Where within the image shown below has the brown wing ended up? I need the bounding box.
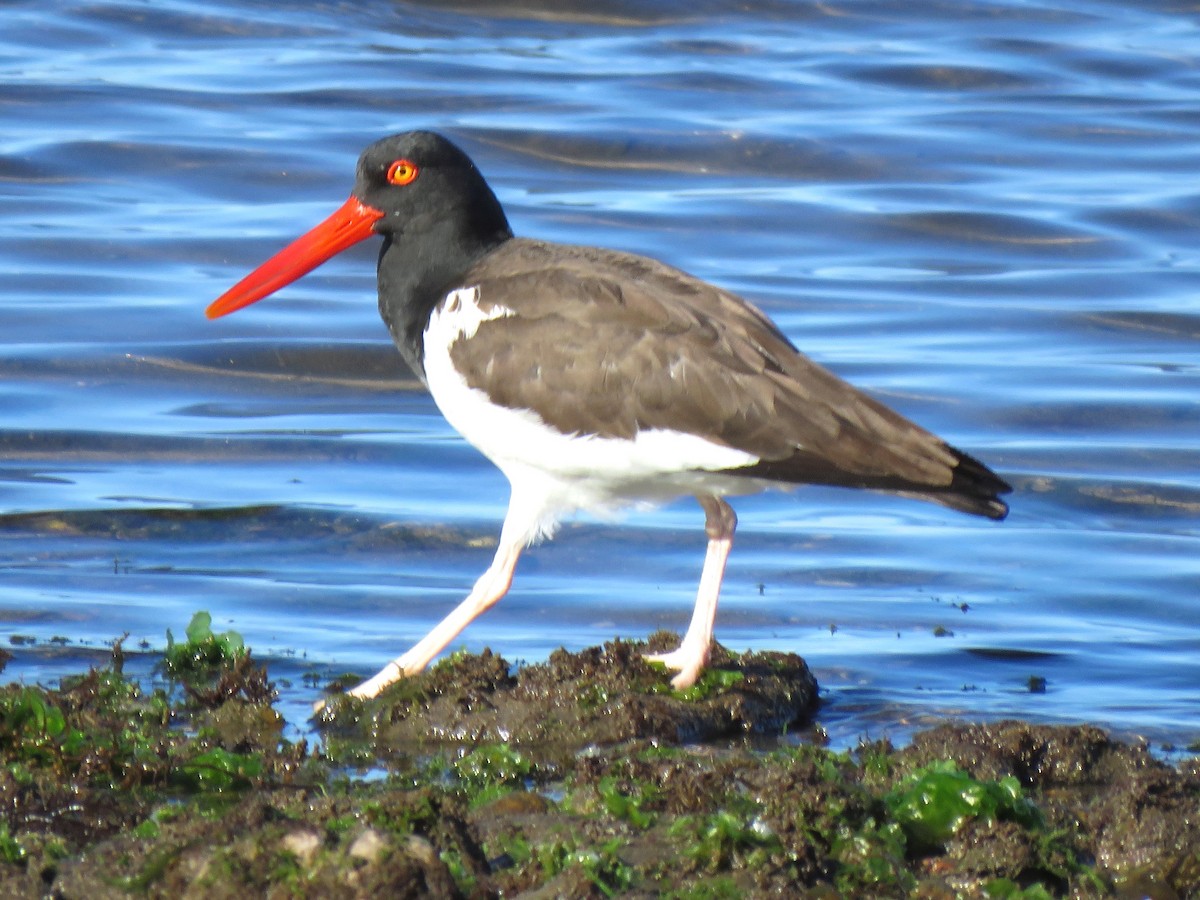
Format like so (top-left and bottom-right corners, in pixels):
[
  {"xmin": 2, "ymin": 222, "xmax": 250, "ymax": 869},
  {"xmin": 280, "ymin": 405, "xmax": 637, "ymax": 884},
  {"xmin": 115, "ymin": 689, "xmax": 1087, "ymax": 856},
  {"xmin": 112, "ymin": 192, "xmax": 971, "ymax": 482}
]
[{"xmin": 451, "ymin": 238, "xmax": 1009, "ymax": 519}]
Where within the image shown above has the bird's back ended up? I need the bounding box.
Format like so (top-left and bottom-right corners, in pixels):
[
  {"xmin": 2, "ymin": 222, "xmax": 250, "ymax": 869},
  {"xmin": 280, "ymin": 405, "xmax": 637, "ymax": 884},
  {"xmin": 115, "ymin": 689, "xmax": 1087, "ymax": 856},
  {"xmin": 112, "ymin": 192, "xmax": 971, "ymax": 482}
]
[{"xmin": 443, "ymin": 238, "xmax": 1010, "ymax": 519}]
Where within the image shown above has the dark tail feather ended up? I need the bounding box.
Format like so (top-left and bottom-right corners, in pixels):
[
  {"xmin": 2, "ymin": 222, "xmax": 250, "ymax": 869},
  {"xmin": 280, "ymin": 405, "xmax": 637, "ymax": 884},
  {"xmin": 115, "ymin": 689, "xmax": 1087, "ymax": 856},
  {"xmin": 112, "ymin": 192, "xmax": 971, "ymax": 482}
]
[
  {"xmin": 926, "ymin": 447, "xmax": 1011, "ymax": 520},
  {"xmin": 726, "ymin": 444, "xmax": 1011, "ymax": 520}
]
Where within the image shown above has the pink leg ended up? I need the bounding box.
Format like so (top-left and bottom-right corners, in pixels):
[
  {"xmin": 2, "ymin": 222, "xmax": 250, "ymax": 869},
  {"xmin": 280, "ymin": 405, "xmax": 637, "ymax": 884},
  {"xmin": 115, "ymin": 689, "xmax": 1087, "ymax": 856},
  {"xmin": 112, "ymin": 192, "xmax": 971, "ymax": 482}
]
[
  {"xmin": 347, "ymin": 532, "xmax": 524, "ymax": 700},
  {"xmin": 645, "ymin": 495, "xmax": 737, "ymax": 689}
]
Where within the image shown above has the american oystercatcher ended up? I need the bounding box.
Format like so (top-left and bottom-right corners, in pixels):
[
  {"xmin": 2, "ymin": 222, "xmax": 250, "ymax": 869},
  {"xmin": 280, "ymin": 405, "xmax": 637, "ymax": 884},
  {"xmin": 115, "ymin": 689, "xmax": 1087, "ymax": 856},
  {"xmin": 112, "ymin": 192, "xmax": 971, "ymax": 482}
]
[{"xmin": 207, "ymin": 131, "xmax": 1011, "ymax": 699}]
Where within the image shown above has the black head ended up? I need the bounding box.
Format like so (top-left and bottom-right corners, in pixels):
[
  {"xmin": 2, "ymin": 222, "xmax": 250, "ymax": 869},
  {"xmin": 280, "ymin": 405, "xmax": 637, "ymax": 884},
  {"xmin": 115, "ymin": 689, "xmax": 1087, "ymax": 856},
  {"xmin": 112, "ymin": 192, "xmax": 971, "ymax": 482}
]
[
  {"xmin": 353, "ymin": 131, "xmax": 511, "ymax": 249},
  {"xmin": 206, "ymin": 130, "xmax": 512, "ymax": 320}
]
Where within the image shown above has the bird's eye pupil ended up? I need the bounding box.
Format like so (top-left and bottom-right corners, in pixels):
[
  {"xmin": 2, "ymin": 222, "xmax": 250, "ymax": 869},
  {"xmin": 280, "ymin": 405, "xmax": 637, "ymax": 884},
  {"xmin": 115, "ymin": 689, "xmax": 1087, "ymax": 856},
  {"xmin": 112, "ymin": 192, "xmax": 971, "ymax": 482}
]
[{"xmin": 387, "ymin": 160, "xmax": 419, "ymax": 186}]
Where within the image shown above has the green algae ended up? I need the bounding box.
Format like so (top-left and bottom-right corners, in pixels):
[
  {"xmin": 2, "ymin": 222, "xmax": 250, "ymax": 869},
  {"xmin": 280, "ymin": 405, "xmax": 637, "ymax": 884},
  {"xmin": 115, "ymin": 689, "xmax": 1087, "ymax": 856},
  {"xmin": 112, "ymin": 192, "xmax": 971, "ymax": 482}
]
[
  {"xmin": 161, "ymin": 610, "xmax": 246, "ymax": 677},
  {"xmin": 883, "ymin": 760, "xmax": 1042, "ymax": 853},
  {"xmin": 0, "ymin": 622, "xmax": 1197, "ymax": 896}
]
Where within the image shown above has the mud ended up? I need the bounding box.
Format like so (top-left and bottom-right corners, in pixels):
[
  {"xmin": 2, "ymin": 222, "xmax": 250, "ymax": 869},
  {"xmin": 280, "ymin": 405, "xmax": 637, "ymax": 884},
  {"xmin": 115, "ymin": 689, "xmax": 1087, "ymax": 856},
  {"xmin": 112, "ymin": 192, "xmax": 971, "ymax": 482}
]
[{"xmin": 0, "ymin": 634, "xmax": 1196, "ymax": 898}]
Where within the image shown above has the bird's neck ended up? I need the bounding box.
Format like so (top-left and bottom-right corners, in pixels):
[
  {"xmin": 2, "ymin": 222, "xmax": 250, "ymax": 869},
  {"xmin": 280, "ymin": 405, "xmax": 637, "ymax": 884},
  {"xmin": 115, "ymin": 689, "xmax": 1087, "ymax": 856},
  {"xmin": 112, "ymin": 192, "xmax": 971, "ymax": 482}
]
[{"xmin": 376, "ymin": 217, "xmax": 511, "ymax": 380}]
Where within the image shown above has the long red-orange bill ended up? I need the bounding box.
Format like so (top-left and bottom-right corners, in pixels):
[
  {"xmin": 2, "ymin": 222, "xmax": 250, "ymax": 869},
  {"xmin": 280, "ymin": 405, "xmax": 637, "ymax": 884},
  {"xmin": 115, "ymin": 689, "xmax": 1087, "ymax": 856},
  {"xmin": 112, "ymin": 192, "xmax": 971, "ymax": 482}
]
[{"xmin": 206, "ymin": 196, "xmax": 385, "ymax": 319}]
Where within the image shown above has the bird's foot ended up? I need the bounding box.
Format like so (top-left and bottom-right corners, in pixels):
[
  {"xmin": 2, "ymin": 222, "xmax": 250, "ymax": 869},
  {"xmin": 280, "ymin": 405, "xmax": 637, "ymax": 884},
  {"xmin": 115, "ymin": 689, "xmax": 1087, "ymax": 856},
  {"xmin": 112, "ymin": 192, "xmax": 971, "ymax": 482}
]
[
  {"xmin": 347, "ymin": 659, "xmax": 410, "ymax": 700},
  {"xmin": 311, "ymin": 658, "xmax": 411, "ymax": 714},
  {"xmin": 644, "ymin": 643, "xmax": 709, "ymax": 691}
]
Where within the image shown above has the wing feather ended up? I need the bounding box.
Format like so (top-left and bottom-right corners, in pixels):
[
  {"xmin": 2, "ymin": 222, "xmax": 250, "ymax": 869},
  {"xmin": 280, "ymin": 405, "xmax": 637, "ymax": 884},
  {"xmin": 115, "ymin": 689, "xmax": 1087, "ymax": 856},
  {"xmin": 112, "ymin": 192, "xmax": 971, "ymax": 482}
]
[{"xmin": 448, "ymin": 238, "xmax": 1009, "ymax": 518}]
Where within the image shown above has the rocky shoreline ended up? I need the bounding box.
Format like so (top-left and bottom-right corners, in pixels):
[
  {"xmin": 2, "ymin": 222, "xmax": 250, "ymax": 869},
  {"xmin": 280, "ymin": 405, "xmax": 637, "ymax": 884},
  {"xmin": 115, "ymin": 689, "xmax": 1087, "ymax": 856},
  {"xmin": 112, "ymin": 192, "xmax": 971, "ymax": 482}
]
[{"xmin": 0, "ymin": 627, "xmax": 1196, "ymax": 898}]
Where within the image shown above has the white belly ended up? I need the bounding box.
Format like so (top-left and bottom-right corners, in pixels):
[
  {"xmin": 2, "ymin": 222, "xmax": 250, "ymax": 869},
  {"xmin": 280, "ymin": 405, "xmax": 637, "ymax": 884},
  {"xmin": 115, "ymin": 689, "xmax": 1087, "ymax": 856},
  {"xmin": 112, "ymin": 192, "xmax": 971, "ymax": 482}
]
[{"xmin": 422, "ymin": 286, "xmax": 761, "ymax": 520}]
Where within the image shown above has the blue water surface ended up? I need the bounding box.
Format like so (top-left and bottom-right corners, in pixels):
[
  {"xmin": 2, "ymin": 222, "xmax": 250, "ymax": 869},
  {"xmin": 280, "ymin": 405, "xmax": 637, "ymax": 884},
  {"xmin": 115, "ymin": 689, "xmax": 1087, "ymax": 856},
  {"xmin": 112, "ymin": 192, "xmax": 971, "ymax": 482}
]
[{"xmin": 1, "ymin": 0, "xmax": 1198, "ymax": 749}]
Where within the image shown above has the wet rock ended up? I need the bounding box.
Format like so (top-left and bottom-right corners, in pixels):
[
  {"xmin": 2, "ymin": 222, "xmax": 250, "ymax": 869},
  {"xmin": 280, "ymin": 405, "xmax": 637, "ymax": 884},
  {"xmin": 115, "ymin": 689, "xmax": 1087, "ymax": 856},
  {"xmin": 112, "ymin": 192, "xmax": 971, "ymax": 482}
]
[
  {"xmin": 8, "ymin": 643, "xmax": 1200, "ymax": 897},
  {"xmin": 903, "ymin": 720, "xmax": 1200, "ymax": 897},
  {"xmin": 206, "ymin": 699, "xmax": 285, "ymax": 753},
  {"xmin": 1088, "ymin": 763, "xmax": 1200, "ymax": 888},
  {"xmin": 320, "ymin": 634, "xmax": 819, "ymax": 759},
  {"xmin": 903, "ymin": 720, "xmax": 1151, "ymax": 787},
  {"xmin": 280, "ymin": 828, "xmax": 322, "ymax": 864},
  {"xmin": 347, "ymin": 827, "xmax": 388, "ymax": 863},
  {"xmin": 50, "ymin": 790, "xmax": 473, "ymax": 900}
]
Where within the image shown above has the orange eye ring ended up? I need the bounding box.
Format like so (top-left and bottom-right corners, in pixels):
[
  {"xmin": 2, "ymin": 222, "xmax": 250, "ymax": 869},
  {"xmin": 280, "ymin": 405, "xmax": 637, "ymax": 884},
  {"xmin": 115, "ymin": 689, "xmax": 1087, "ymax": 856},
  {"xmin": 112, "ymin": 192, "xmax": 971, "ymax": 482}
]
[{"xmin": 386, "ymin": 159, "xmax": 419, "ymax": 186}]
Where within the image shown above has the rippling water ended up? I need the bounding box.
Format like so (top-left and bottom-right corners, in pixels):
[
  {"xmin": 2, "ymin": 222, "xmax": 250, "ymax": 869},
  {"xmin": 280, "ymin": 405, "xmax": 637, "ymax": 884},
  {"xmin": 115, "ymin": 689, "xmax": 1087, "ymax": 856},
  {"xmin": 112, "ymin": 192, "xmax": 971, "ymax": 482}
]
[{"xmin": 2, "ymin": 0, "xmax": 1198, "ymax": 748}]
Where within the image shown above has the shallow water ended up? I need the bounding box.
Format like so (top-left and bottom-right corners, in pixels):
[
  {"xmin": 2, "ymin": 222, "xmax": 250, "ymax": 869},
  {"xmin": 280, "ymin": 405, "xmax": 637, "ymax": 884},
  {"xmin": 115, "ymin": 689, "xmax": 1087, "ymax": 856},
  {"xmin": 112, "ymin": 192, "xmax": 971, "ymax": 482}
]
[{"xmin": 2, "ymin": 0, "xmax": 1198, "ymax": 748}]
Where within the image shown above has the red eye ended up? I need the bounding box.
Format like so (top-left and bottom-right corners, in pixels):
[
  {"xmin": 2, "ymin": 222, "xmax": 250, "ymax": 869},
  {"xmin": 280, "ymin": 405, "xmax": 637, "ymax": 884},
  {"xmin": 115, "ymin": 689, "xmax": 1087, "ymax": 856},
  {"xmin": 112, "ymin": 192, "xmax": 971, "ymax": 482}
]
[{"xmin": 386, "ymin": 159, "xmax": 419, "ymax": 186}]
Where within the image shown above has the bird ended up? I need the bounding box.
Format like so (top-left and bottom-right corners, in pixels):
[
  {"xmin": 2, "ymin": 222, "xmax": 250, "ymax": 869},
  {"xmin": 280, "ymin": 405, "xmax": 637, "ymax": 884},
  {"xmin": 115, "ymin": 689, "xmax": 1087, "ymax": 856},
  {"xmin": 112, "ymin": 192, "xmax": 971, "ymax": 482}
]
[{"xmin": 207, "ymin": 130, "xmax": 1010, "ymax": 700}]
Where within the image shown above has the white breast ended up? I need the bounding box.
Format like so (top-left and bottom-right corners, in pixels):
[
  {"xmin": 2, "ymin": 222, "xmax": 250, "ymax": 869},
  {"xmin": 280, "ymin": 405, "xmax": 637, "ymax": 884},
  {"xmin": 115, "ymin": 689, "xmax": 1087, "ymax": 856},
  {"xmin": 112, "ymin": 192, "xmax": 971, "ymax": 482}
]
[{"xmin": 422, "ymin": 286, "xmax": 761, "ymax": 523}]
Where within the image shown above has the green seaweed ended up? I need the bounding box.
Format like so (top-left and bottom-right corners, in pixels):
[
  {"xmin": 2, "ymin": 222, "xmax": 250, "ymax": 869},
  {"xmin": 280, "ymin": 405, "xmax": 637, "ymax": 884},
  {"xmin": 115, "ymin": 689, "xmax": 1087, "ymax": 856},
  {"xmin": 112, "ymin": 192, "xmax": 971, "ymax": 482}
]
[
  {"xmin": 596, "ymin": 775, "xmax": 658, "ymax": 829},
  {"xmin": 0, "ymin": 824, "xmax": 25, "ymax": 865},
  {"xmin": 174, "ymin": 747, "xmax": 263, "ymax": 793},
  {"xmin": 531, "ymin": 836, "xmax": 636, "ymax": 897},
  {"xmin": 883, "ymin": 760, "xmax": 1042, "ymax": 853},
  {"xmin": 162, "ymin": 611, "xmax": 246, "ymax": 677},
  {"xmin": 650, "ymin": 665, "xmax": 746, "ymax": 701},
  {"xmin": 669, "ymin": 810, "xmax": 783, "ymax": 872},
  {"xmin": 451, "ymin": 742, "xmax": 532, "ymax": 808}
]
